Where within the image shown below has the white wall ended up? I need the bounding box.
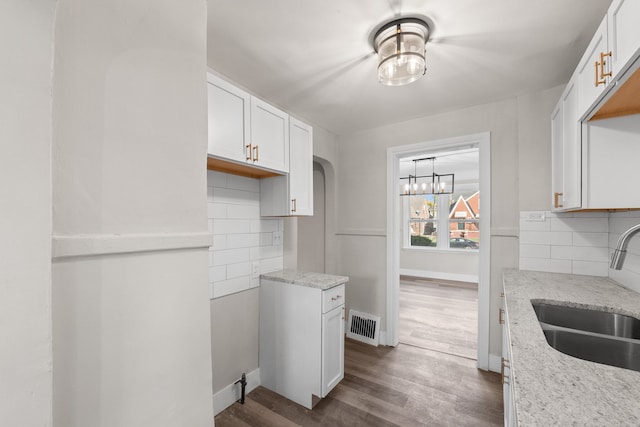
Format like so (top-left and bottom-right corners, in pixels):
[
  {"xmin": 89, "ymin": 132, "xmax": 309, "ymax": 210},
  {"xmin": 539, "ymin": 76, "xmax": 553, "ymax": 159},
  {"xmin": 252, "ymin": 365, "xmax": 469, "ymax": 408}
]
[
  {"xmin": 0, "ymin": 1, "xmax": 56, "ymax": 425},
  {"xmin": 335, "ymin": 87, "xmax": 563, "ymax": 361},
  {"xmin": 207, "ymin": 171, "xmax": 283, "ymax": 404},
  {"xmin": 297, "ymin": 163, "xmax": 327, "ymax": 273},
  {"xmin": 51, "ymin": 1, "xmax": 214, "ymax": 425}
]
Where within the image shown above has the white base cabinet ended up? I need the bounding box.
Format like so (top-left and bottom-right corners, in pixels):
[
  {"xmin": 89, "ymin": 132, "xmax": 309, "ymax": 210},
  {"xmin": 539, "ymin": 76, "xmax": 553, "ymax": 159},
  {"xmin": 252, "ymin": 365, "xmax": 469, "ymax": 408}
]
[
  {"xmin": 259, "ymin": 279, "xmax": 345, "ymax": 409},
  {"xmin": 501, "ymin": 291, "xmax": 517, "ymax": 427}
]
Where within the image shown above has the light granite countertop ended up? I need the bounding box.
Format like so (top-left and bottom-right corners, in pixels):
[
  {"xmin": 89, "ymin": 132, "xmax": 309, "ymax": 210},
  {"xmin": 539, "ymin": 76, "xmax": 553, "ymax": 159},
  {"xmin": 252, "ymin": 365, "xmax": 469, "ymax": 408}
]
[
  {"xmin": 503, "ymin": 269, "xmax": 640, "ymax": 426},
  {"xmin": 260, "ymin": 269, "xmax": 348, "ymax": 290}
]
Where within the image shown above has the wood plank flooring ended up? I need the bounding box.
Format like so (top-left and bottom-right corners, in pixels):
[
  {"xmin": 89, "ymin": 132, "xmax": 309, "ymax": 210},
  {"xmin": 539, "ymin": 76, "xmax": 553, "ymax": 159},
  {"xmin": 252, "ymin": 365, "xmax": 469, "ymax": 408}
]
[
  {"xmin": 399, "ymin": 276, "xmax": 478, "ymax": 360},
  {"xmin": 215, "ymin": 339, "xmax": 503, "ymax": 426}
]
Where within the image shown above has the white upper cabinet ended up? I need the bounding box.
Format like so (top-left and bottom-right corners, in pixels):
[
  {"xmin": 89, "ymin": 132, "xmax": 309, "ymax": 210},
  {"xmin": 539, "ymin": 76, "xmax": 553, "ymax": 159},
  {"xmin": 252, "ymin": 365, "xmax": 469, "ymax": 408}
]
[
  {"xmin": 608, "ymin": 0, "xmax": 640, "ymax": 77},
  {"xmin": 551, "ymin": 75, "xmax": 581, "ymax": 212},
  {"xmin": 207, "ymin": 73, "xmax": 250, "ymax": 163},
  {"xmin": 250, "ymin": 97, "xmax": 289, "ymax": 173},
  {"xmin": 577, "ymin": 16, "xmax": 610, "ymax": 118},
  {"xmin": 260, "ymin": 117, "xmax": 313, "ymax": 217},
  {"xmin": 288, "ymin": 118, "xmax": 313, "ymax": 216},
  {"xmin": 207, "ymin": 73, "xmax": 290, "ymax": 175}
]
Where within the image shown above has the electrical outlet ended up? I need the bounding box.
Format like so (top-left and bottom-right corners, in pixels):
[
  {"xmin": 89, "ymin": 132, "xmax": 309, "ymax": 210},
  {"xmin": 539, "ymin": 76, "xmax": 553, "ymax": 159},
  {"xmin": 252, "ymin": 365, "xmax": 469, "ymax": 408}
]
[
  {"xmin": 526, "ymin": 211, "xmax": 546, "ymax": 222},
  {"xmin": 273, "ymin": 231, "xmax": 283, "ymax": 246},
  {"xmin": 251, "ymin": 261, "xmax": 260, "ymax": 279}
]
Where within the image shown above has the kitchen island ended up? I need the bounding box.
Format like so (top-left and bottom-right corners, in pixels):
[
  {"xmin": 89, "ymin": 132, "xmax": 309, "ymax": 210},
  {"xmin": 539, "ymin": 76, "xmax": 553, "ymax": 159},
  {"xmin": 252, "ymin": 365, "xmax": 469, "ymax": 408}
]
[{"xmin": 503, "ymin": 269, "xmax": 640, "ymax": 426}]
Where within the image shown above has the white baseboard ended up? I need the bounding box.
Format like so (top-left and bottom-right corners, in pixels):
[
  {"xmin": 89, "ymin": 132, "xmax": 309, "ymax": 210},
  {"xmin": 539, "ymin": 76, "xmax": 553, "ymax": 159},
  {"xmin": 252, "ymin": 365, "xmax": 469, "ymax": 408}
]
[
  {"xmin": 400, "ymin": 268, "xmax": 479, "ymax": 284},
  {"xmin": 213, "ymin": 368, "xmax": 261, "ymax": 416},
  {"xmin": 488, "ymin": 353, "xmax": 501, "ymax": 374}
]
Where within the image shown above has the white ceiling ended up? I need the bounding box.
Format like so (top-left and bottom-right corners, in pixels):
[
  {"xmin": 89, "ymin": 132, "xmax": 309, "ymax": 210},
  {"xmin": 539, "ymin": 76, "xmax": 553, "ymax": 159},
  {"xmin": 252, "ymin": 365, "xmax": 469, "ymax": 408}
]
[{"xmin": 207, "ymin": 0, "xmax": 611, "ymax": 135}]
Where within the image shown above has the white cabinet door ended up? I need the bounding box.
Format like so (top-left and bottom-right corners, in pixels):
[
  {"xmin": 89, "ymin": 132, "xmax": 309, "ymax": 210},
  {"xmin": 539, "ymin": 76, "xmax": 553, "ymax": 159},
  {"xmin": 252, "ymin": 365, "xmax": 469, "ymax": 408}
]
[
  {"xmin": 551, "ymin": 76, "xmax": 581, "ymax": 212},
  {"xmin": 321, "ymin": 304, "xmax": 344, "ymax": 397},
  {"xmin": 608, "ymin": 0, "xmax": 640, "ymax": 77},
  {"xmin": 207, "ymin": 73, "xmax": 250, "ymax": 163},
  {"xmin": 577, "ymin": 16, "xmax": 610, "ymax": 118},
  {"xmin": 250, "ymin": 97, "xmax": 289, "ymax": 173},
  {"xmin": 260, "ymin": 118, "xmax": 313, "ymax": 216},
  {"xmin": 289, "ymin": 118, "xmax": 313, "ymax": 216}
]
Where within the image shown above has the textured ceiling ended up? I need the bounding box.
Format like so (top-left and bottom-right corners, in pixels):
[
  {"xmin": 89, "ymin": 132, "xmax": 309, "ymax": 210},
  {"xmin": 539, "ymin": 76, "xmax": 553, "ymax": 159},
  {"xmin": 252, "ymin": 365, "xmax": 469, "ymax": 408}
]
[{"xmin": 207, "ymin": 0, "xmax": 611, "ymax": 135}]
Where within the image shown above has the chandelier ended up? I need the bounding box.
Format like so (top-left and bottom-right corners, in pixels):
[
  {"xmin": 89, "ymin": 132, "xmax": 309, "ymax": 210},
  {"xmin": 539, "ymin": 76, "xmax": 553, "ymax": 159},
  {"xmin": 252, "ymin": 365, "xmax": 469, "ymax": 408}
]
[{"xmin": 400, "ymin": 157, "xmax": 454, "ymax": 196}]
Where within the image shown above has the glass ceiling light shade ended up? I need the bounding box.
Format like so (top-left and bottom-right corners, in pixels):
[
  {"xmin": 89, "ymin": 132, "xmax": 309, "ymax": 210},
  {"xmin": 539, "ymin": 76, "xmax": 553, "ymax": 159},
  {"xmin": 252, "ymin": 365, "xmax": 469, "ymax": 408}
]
[{"xmin": 374, "ymin": 18, "xmax": 430, "ymax": 86}]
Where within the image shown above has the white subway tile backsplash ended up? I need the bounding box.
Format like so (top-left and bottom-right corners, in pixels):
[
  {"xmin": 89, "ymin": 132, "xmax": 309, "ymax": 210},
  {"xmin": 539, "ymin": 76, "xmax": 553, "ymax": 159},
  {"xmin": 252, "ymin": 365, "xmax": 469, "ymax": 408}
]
[
  {"xmin": 207, "ymin": 170, "xmax": 227, "ymax": 188},
  {"xmin": 520, "ymin": 257, "xmax": 571, "ymax": 274},
  {"xmin": 227, "ymin": 174, "xmax": 260, "ymax": 193},
  {"xmin": 259, "ymin": 232, "xmax": 273, "ymax": 246},
  {"xmin": 209, "ymin": 265, "xmax": 226, "ymax": 282},
  {"xmin": 212, "ymin": 235, "xmax": 227, "ymax": 251},
  {"xmin": 213, "ymin": 187, "xmax": 260, "ymax": 206},
  {"xmin": 572, "ymin": 232, "xmax": 608, "ymax": 248},
  {"xmin": 572, "ymin": 261, "xmax": 608, "ymax": 277},
  {"xmin": 213, "ymin": 248, "xmax": 251, "ymax": 266},
  {"xmin": 227, "ymin": 233, "xmax": 260, "ymax": 249},
  {"xmin": 520, "ymin": 244, "xmax": 550, "ymax": 259},
  {"xmin": 227, "ymin": 204, "xmax": 260, "ymax": 219},
  {"xmin": 520, "ymin": 211, "xmax": 617, "ymax": 277},
  {"xmin": 208, "ymin": 203, "xmax": 227, "ymax": 219},
  {"xmin": 550, "ymin": 245, "xmax": 608, "ymax": 262},
  {"xmin": 520, "ymin": 231, "xmax": 572, "ymax": 246},
  {"xmin": 519, "ymin": 217, "xmax": 551, "ymax": 232},
  {"xmin": 212, "ymin": 219, "xmax": 252, "ymax": 235},
  {"xmin": 208, "ymin": 172, "xmax": 284, "ymax": 299},
  {"xmin": 550, "ymin": 217, "xmax": 608, "ymax": 233},
  {"xmin": 213, "ymin": 276, "xmax": 256, "ymax": 299},
  {"xmin": 226, "ymin": 262, "xmax": 251, "ymax": 279}
]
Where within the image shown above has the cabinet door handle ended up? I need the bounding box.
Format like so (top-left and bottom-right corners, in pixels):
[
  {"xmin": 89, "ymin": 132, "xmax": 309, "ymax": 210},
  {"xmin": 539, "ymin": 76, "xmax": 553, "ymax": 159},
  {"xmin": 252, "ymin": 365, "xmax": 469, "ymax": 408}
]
[
  {"xmin": 253, "ymin": 145, "xmax": 259, "ymax": 162},
  {"xmin": 554, "ymin": 192, "xmax": 563, "ymax": 208},
  {"xmin": 501, "ymin": 357, "xmax": 510, "ymax": 385},
  {"xmin": 499, "ymin": 308, "xmax": 505, "ymax": 325},
  {"xmin": 291, "ymin": 198, "xmax": 297, "ymax": 213},
  {"xmin": 595, "ymin": 51, "xmax": 612, "ymax": 87},
  {"xmin": 246, "ymin": 143, "xmax": 253, "ymax": 161},
  {"xmin": 342, "ymin": 306, "xmax": 345, "ymax": 320}
]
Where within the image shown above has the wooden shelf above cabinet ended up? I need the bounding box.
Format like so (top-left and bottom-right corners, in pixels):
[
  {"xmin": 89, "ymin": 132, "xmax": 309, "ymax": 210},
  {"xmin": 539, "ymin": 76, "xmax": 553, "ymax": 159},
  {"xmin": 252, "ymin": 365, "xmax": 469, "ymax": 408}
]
[
  {"xmin": 206, "ymin": 156, "xmax": 281, "ymax": 179},
  {"xmin": 590, "ymin": 65, "xmax": 640, "ymax": 121}
]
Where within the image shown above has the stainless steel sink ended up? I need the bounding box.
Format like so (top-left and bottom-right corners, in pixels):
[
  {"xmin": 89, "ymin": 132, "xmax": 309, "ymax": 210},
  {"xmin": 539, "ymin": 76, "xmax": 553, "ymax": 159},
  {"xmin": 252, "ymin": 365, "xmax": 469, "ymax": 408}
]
[
  {"xmin": 532, "ymin": 302, "xmax": 640, "ymax": 339},
  {"xmin": 542, "ymin": 327, "xmax": 640, "ymax": 372},
  {"xmin": 531, "ymin": 302, "xmax": 640, "ymax": 372}
]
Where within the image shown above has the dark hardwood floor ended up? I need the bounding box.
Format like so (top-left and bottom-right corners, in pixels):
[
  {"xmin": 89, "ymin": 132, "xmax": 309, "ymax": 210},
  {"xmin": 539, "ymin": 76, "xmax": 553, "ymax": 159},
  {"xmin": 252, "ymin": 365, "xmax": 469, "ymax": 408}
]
[
  {"xmin": 399, "ymin": 276, "xmax": 478, "ymax": 360},
  {"xmin": 215, "ymin": 276, "xmax": 501, "ymax": 426},
  {"xmin": 215, "ymin": 339, "xmax": 503, "ymax": 426}
]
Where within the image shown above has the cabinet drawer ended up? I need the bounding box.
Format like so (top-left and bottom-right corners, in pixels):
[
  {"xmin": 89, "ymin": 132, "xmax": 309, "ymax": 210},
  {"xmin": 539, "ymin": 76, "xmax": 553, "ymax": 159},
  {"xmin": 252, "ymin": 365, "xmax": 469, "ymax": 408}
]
[{"xmin": 322, "ymin": 284, "xmax": 345, "ymax": 313}]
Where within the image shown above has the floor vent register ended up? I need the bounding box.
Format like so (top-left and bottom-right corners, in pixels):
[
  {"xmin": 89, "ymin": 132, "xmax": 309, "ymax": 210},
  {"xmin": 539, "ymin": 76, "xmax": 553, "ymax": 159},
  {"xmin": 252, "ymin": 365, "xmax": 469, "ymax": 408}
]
[{"xmin": 346, "ymin": 310, "xmax": 381, "ymax": 346}]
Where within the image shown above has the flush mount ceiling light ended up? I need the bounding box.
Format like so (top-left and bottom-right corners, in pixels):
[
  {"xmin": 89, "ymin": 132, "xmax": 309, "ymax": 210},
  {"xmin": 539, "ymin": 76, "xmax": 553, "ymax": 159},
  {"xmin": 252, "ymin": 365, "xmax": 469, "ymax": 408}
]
[
  {"xmin": 373, "ymin": 17, "xmax": 430, "ymax": 86},
  {"xmin": 400, "ymin": 157, "xmax": 454, "ymax": 196}
]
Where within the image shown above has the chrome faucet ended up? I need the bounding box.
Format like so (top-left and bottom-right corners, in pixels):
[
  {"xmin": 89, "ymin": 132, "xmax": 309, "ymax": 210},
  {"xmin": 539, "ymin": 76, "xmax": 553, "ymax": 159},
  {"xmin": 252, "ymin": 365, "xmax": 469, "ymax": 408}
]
[{"xmin": 610, "ymin": 223, "xmax": 640, "ymax": 270}]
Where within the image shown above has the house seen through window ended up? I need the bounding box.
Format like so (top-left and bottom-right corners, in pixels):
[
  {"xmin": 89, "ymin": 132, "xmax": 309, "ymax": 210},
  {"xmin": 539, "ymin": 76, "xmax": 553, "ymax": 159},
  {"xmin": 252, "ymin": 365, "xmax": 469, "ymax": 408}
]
[{"xmin": 403, "ymin": 148, "xmax": 479, "ymax": 250}]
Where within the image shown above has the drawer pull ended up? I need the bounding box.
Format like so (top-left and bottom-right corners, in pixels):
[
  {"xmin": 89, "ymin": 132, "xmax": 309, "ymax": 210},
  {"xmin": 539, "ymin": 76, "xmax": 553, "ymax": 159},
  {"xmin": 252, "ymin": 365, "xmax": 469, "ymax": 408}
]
[{"xmin": 331, "ymin": 295, "xmax": 342, "ymax": 301}]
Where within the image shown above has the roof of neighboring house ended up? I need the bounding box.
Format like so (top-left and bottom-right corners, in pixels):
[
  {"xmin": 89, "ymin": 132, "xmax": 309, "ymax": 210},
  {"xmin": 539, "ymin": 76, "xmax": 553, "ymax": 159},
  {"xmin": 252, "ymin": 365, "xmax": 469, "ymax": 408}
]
[{"xmin": 449, "ymin": 195, "xmax": 476, "ymax": 220}]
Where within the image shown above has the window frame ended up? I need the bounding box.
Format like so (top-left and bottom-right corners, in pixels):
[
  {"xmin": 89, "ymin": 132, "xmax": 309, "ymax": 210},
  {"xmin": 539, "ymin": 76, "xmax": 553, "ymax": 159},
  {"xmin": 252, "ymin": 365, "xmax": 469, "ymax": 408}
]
[{"xmin": 403, "ymin": 193, "xmax": 479, "ymax": 251}]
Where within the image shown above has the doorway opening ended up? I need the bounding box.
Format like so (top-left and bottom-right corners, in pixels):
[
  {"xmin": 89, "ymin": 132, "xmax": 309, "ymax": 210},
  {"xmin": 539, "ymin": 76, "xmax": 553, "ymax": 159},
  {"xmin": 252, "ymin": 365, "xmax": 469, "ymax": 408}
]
[
  {"xmin": 386, "ymin": 133, "xmax": 491, "ymax": 369},
  {"xmin": 398, "ymin": 147, "xmax": 479, "ymax": 359}
]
